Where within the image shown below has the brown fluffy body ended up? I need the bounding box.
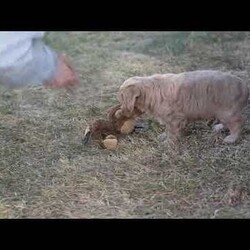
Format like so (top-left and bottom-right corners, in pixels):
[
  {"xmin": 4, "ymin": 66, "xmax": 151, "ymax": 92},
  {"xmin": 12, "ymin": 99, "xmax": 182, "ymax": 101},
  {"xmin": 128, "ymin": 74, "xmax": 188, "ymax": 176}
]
[
  {"xmin": 83, "ymin": 104, "xmax": 142, "ymax": 145},
  {"xmin": 118, "ymin": 70, "xmax": 249, "ymax": 143}
]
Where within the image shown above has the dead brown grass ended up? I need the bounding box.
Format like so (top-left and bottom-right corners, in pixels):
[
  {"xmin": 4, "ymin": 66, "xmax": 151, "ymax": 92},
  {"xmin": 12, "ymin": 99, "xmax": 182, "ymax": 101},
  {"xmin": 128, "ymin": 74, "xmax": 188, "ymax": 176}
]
[{"xmin": 0, "ymin": 32, "xmax": 249, "ymax": 218}]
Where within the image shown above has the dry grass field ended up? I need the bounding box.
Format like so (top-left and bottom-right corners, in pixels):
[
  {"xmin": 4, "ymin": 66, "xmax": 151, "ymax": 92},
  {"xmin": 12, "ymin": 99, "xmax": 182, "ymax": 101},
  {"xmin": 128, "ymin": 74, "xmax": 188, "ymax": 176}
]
[{"xmin": 0, "ymin": 31, "xmax": 249, "ymax": 218}]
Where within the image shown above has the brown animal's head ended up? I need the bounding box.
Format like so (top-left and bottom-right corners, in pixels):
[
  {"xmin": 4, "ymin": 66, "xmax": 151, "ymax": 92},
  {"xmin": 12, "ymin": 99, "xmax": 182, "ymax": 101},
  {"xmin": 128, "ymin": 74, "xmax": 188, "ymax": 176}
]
[
  {"xmin": 106, "ymin": 103, "xmax": 142, "ymax": 121},
  {"xmin": 82, "ymin": 104, "xmax": 142, "ymax": 145}
]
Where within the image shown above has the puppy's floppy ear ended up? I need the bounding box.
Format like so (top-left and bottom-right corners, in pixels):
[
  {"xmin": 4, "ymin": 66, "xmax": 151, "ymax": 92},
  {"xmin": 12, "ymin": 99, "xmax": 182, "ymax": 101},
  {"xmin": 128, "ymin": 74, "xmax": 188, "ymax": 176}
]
[{"xmin": 118, "ymin": 85, "xmax": 140, "ymax": 114}]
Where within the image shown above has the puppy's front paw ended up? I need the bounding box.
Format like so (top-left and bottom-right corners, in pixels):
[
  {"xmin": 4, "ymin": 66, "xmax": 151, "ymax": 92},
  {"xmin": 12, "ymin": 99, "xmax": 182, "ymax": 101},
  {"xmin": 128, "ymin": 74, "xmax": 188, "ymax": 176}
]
[
  {"xmin": 223, "ymin": 134, "xmax": 238, "ymax": 144},
  {"xmin": 213, "ymin": 123, "xmax": 225, "ymax": 132}
]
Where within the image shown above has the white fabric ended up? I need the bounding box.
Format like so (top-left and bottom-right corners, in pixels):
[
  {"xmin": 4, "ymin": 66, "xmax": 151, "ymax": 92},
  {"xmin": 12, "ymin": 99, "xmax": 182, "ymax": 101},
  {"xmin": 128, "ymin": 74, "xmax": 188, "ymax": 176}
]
[
  {"xmin": 0, "ymin": 32, "xmax": 58, "ymax": 88},
  {"xmin": 0, "ymin": 32, "xmax": 45, "ymax": 67}
]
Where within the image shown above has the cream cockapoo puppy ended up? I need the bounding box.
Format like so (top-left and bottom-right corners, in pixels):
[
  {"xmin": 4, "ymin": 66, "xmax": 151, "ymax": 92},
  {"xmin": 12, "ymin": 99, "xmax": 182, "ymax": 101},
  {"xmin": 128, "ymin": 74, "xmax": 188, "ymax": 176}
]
[{"xmin": 118, "ymin": 70, "xmax": 249, "ymax": 143}]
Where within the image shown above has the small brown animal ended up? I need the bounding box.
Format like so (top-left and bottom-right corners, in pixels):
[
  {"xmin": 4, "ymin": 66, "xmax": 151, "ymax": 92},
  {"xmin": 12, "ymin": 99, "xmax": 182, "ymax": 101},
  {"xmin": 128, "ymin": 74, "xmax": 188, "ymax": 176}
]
[
  {"xmin": 82, "ymin": 104, "xmax": 142, "ymax": 147},
  {"xmin": 118, "ymin": 70, "xmax": 249, "ymax": 143}
]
